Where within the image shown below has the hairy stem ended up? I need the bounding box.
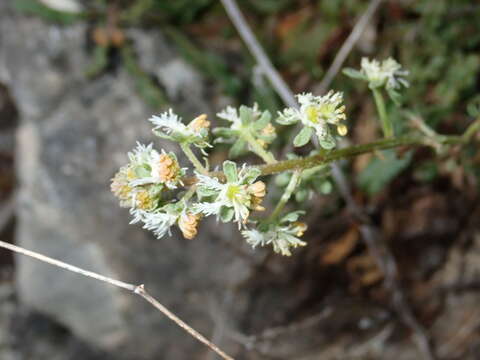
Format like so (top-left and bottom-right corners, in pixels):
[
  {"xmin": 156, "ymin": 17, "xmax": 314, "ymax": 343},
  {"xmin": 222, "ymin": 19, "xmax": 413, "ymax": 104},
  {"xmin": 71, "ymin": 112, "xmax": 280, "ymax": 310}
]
[
  {"xmin": 372, "ymin": 88, "xmax": 393, "ymax": 138},
  {"xmin": 268, "ymin": 170, "xmax": 301, "ymax": 221},
  {"xmin": 184, "ymin": 134, "xmax": 463, "ymax": 185},
  {"xmin": 258, "ymin": 135, "xmax": 461, "ymax": 176},
  {"xmin": 180, "ymin": 143, "xmax": 209, "ymax": 175},
  {"xmin": 241, "ymin": 130, "xmax": 276, "ymax": 164}
]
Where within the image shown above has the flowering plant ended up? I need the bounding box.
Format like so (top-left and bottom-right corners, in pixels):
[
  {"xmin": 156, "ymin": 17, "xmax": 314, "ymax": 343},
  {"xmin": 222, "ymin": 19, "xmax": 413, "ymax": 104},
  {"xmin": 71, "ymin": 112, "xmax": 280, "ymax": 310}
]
[{"xmin": 111, "ymin": 57, "xmax": 477, "ymax": 256}]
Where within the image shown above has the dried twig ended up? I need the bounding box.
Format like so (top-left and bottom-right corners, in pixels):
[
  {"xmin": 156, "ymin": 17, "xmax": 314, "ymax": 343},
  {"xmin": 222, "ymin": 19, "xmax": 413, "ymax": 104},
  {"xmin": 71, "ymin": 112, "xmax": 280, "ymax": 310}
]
[
  {"xmin": 220, "ymin": 1, "xmax": 436, "ymax": 359},
  {"xmin": 0, "ymin": 240, "xmax": 234, "ymax": 360},
  {"xmin": 315, "ymin": 0, "xmax": 384, "ymax": 94},
  {"xmin": 220, "ymin": 0, "xmax": 296, "ymax": 108}
]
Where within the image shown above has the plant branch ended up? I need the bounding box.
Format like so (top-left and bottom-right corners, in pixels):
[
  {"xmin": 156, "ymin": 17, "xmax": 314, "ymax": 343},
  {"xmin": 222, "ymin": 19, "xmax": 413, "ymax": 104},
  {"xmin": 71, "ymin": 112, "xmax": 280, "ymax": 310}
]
[
  {"xmin": 257, "ymin": 135, "xmax": 461, "ymax": 176},
  {"xmin": 240, "ymin": 130, "xmax": 277, "ymax": 164},
  {"xmin": 0, "ymin": 240, "xmax": 234, "ymax": 360},
  {"xmin": 180, "ymin": 143, "xmax": 209, "ymax": 175},
  {"xmin": 372, "ymin": 88, "xmax": 393, "ymax": 138},
  {"xmin": 268, "ymin": 170, "xmax": 301, "ymax": 221}
]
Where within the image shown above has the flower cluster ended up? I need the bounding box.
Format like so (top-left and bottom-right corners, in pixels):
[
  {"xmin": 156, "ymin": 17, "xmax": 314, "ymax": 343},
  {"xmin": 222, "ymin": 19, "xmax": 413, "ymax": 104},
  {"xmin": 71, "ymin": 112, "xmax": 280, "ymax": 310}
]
[
  {"xmin": 112, "ymin": 58, "xmax": 408, "ymax": 257},
  {"xmin": 214, "ymin": 104, "xmax": 276, "ymax": 158},
  {"xmin": 110, "ymin": 143, "xmax": 184, "ymax": 210},
  {"xmin": 343, "ymin": 57, "xmax": 409, "ymax": 104},
  {"xmin": 111, "ymin": 111, "xmax": 204, "ymax": 240},
  {"xmin": 194, "ymin": 161, "xmax": 266, "ymax": 227},
  {"xmin": 150, "ymin": 110, "xmax": 211, "ymax": 152},
  {"xmin": 277, "ymin": 91, "xmax": 348, "ymax": 149},
  {"xmin": 242, "ymin": 211, "xmax": 307, "ymax": 256}
]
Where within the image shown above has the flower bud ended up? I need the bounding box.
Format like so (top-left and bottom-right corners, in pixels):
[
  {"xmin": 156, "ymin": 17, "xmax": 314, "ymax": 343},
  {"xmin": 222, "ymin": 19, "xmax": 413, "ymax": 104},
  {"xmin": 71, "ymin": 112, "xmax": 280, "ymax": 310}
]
[
  {"xmin": 155, "ymin": 153, "xmax": 181, "ymax": 183},
  {"xmin": 188, "ymin": 114, "xmax": 210, "ymax": 132},
  {"xmin": 248, "ymin": 181, "xmax": 266, "ymax": 198}
]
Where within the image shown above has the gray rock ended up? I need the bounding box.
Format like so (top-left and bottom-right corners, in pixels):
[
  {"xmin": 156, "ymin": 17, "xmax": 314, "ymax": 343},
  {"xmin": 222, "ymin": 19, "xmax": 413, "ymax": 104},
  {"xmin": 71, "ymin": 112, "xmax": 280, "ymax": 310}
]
[{"xmin": 0, "ymin": 3, "xmax": 252, "ymax": 359}]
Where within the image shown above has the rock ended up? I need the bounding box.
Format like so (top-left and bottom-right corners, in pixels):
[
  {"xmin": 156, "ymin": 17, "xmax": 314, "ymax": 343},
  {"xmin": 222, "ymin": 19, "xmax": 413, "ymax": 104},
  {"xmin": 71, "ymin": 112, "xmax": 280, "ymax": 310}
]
[{"xmin": 0, "ymin": 3, "xmax": 252, "ymax": 359}]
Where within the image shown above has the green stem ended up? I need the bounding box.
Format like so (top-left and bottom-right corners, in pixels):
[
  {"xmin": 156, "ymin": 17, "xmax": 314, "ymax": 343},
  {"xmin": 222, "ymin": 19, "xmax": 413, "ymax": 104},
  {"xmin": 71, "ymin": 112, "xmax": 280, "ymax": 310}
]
[
  {"xmin": 268, "ymin": 170, "xmax": 301, "ymax": 221},
  {"xmin": 241, "ymin": 130, "xmax": 277, "ymax": 164},
  {"xmin": 372, "ymin": 88, "xmax": 393, "ymax": 138},
  {"xmin": 180, "ymin": 143, "xmax": 209, "ymax": 175},
  {"xmin": 184, "ymin": 134, "xmax": 463, "ymax": 185}
]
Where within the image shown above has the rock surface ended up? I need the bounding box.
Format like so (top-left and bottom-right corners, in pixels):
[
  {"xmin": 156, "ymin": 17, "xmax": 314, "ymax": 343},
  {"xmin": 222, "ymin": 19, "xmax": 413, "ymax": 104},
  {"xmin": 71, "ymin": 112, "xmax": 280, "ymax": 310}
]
[{"xmin": 0, "ymin": 3, "xmax": 251, "ymax": 359}]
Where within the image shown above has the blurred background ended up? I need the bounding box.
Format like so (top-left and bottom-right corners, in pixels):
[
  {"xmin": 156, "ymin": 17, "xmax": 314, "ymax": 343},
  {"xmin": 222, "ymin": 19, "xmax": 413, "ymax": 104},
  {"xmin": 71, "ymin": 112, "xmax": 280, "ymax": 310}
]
[{"xmin": 0, "ymin": 0, "xmax": 479, "ymax": 359}]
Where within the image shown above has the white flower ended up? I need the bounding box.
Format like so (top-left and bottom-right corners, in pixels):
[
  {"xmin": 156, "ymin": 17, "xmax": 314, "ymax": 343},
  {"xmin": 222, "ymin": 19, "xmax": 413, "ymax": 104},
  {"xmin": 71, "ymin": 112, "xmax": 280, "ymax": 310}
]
[
  {"xmin": 130, "ymin": 208, "xmax": 179, "ymax": 239},
  {"xmin": 128, "ymin": 142, "xmax": 155, "ymax": 166},
  {"xmin": 361, "ymin": 57, "xmax": 409, "ymax": 90},
  {"xmin": 149, "ymin": 109, "xmax": 211, "ymax": 149},
  {"xmin": 277, "ymin": 91, "xmax": 347, "ymax": 148},
  {"xmin": 217, "ymin": 104, "xmax": 261, "ymax": 131},
  {"xmin": 194, "ymin": 161, "xmax": 263, "ymax": 227},
  {"xmin": 242, "ymin": 228, "xmax": 268, "ymax": 248},
  {"xmin": 242, "ymin": 220, "xmax": 307, "ymax": 256}
]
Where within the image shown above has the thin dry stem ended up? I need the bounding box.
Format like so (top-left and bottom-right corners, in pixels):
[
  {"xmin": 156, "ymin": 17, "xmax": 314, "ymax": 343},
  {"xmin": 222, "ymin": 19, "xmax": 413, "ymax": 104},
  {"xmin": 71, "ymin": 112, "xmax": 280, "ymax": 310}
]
[
  {"xmin": 0, "ymin": 240, "xmax": 234, "ymax": 360},
  {"xmin": 220, "ymin": 0, "xmax": 296, "ymax": 108},
  {"xmin": 315, "ymin": 0, "xmax": 384, "ymax": 94}
]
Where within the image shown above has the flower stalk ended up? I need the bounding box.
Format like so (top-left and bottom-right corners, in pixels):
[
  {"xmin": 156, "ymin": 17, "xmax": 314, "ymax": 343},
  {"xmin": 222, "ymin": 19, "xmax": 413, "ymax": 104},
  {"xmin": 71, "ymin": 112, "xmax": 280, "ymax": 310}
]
[
  {"xmin": 268, "ymin": 170, "xmax": 301, "ymax": 221},
  {"xmin": 372, "ymin": 88, "xmax": 393, "ymax": 138},
  {"xmin": 241, "ymin": 129, "xmax": 277, "ymax": 164},
  {"xmin": 180, "ymin": 143, "xmax": 208, "ymax": 175}
]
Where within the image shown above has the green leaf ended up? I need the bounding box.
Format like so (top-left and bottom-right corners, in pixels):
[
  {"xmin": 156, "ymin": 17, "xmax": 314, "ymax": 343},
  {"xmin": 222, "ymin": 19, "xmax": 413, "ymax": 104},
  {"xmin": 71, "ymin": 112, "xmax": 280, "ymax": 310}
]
[
  {"xmin": 242, "ymin": 167, "xmax": 261, "ymax": 184},
  {"xmin": 318, "ymin": 133, "xmax": 336, "ymax": 150},
  {"xmin": 253, "ymin": 111, "xmax": 271, "ymax": 130},
  {"xmin": 295, "ymin": 189, "xmax": 309, "ymax": 202},
  {"xmin": 239, "ymin": 106, "xmax": 254, "ymax": 125},
  {"xmin": 223, "ymin": 161, "xmax": 238, "ymax": 182},
  {"xmin": 342, "ymin": 68, "xmax": 365, "ymax": 80},
  {"xmin": 196, "ymin": 187, "xmax": 218, "ymax": 198},
  {"xmin": 229, "ymin": 138, "xmax": 247, "ymax": 158},
  {"xmin": 387, "ymin": 88, "xmax": 403, "ymax": 106},
  {"xmin": 319, "ymin": 180, "xmax": 333, "ymax": 194},
  {"xmin": 357, "ymin": 149, "xmax": 412, "ymax": 195},
  {"xmin": 293, "ymin": 127, "xmax": 313, "ymax": 147},
  {"xmin": 281, "ymin": 210, "xmax": 305, "ymax": 223},
  {"xmin": 220, "ymin": 207, "xmax": 234, "ymax": 223},
  {"xmin": 275, "ymin": 173, "xmax": 291, "ymax": 187}
]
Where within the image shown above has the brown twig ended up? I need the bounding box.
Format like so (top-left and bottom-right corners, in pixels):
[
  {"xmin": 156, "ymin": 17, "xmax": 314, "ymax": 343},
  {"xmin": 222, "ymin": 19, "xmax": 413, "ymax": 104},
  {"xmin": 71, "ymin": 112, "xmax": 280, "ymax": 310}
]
[
  {"xmin": 0, "ymin": 240, "xmax": 234, "ymax": 360},
  {"xmin": 315, "ymin": 0, "xmax": 384, "ymax": 94}
]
